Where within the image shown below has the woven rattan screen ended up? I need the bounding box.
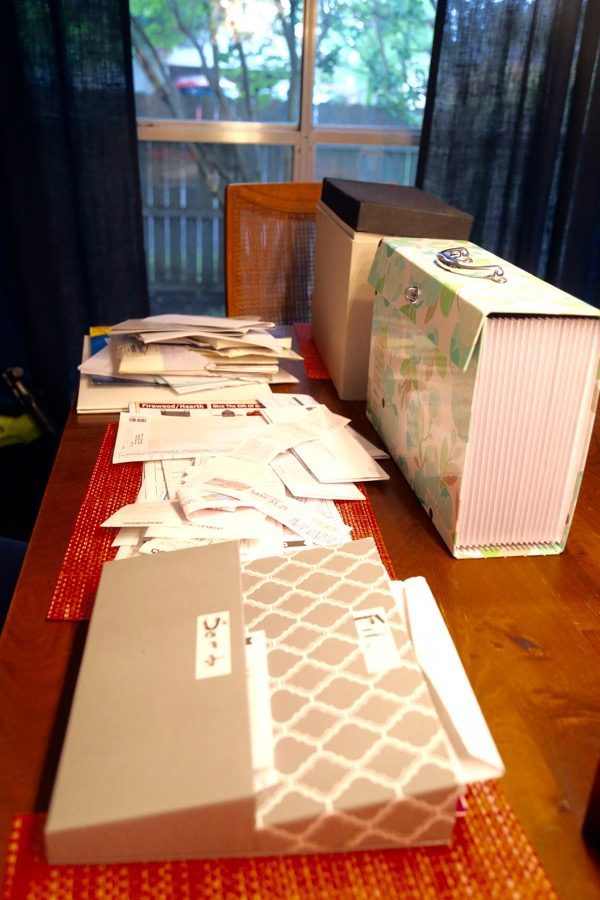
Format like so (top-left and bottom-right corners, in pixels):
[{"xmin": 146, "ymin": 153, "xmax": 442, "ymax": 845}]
[{"xmin": 225, "ymin": 182, "xmax": 321, "ymax": 324}]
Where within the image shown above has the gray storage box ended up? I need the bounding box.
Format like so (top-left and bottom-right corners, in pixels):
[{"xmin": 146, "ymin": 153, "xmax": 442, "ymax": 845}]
[
  {"xmin": 45, "ymin": 542, "xmax": 255, "ymax": 864},
  {"xmin": 45, "ymin": 539, "xmax": 474, "ymax": 863}
]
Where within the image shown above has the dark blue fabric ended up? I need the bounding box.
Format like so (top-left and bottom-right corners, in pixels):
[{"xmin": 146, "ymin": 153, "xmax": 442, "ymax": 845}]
[
  {"xmin": 0, "ymin": 0, "xmax": 150, "ymax": 426},
  {"xmin": 0, "ymin": 210, "xmax": 29, "ymax": 379},
  {"xmin": 0, "ymin": 537, "xmax": 27, "ymax": 630},
  {"xmin": 417, "ymin": 0, "xmax": 600, "ymax": 308}
]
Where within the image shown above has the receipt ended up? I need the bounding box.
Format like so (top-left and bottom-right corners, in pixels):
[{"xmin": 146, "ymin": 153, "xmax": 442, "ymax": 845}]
[{"xmin": 197, "ymin": 478, "xmax": 352, "ymax": 547}]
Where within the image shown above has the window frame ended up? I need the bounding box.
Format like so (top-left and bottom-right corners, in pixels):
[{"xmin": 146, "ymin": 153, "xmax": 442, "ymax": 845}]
[{"xmin": 135, "ymin": 0, "xmax": 421, "ymax": 181}]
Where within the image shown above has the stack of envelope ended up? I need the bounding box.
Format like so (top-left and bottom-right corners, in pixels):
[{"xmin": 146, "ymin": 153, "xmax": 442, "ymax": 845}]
[
  {"xmin": 79, "ymin": 314, "xmax": 303, "ymax": 395},
  {"xmin": 103, "ymin": 394, "xmax": 391, "ymax": 562}
]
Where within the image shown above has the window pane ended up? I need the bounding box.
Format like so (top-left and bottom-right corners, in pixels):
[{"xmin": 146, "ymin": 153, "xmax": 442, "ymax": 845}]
[
  {"xmin": 131, "ymin": 1, "xmax": 303, "ymax": 124},
  {"xmin": 139, "ymin": 142, "xmax": 293, "ymax": 314},
  {"xmin": 315, "ymin": 144, "xmax": 419, "ymax": 184},
  {"xmin": 314, "ymin": 0, "xmax": 436, "ymax": 127}
]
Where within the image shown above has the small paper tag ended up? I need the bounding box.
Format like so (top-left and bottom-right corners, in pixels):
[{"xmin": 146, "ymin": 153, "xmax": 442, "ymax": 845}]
[
  {"xmin": 353, "ymin": 607, "xmax": 400, "ymax": 674},
  {"xmin": 195, "ymin": 610, "xmax": 231, "ymax": 679}
]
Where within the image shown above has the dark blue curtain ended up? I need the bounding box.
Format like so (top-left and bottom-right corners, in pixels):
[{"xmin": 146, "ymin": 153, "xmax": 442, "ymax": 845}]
[
  {"xmin": 417, "ymin": 0, "xmax": 600, "ymax": 309},
  {"xmin": 0, "ymin": 0, "xmax": 149, "ymax": 427}
]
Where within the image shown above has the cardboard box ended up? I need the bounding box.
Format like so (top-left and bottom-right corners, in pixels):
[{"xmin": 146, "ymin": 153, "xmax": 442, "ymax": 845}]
[
  {"xmin": 311, "ymin": 181, "xmax": 473, "ymax": 401},
  {"xmin": 311, "ymin": 202, "xmax": 385, "ymax": 400},
  {"xmin": 45, "ymin": 538, "xmax": 503, "ymax": 863},
  {"xmin": 45, "ymin": 542, "xmax": 255, "ymax": 864},
  {"xmin": 366, "ymin": 237, "xmax": 600, "ymax": 558}
]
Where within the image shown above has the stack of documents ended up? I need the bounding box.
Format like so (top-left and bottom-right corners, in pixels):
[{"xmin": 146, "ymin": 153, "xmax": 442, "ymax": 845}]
[
  {"xmin": 103, "ymin": 394, "xmax": 390, "ymax": 562},
  {"xmin": 77, "ymin": 315, "xmax": 302, "ymax": 413}
]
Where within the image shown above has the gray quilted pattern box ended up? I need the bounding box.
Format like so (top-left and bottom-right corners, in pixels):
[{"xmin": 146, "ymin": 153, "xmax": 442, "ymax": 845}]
[
  {"xmin": 242, "ymin": 537, "xmax": 461, "ymax": 854},
  {"xmin": 45, "ymin": 538, "xmax": 465, "ymax": 864}
]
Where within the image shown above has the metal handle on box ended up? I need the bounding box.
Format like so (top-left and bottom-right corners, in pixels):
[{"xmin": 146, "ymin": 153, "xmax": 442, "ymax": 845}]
[{"xmin": 436, "ymin": 247, "xmax": 507, "ymax": 283}]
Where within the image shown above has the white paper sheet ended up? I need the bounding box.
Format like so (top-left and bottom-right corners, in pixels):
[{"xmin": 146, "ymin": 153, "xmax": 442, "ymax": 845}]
[
  {"xmin": 110, "ymin": 314, "xmax": 274, "ymax": 333},
  {"xmin": 294, "ymin": 427, "xmax": 390, "ymax": 483},
  {"xmin": 101, "ymin": 501, "xmax": 187, "ymax": 529},
  {"xmin": 77, "ymin": 337, "xmax": 276, "ymax": 414},
  {"xmin": 139, "ymin": 460, "xmax": 169, "ymax": 501},
  {"xmin": 395, "ymin": 577, "xmax": 504, "ymax": 785},
  {"xmin": 271, "ymin": 451, "xmax": 364, "ymax": 500},
  {"xmin": 245, "ymin": 630, "xmax": 278, "ymax": 793},
  {"xmin": 112, "ymin": 410, "xmax": 268, "ymax": 463},
  {"xmin": 233, "ymin": 420, "xmax": 326, "ymax": 464},
  {"xmin": 192, "ymin": 477, "xmax": 352, "ymax": 546}
]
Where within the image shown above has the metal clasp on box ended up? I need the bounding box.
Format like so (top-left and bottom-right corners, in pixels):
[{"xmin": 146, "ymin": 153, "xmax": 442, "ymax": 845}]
[{"xmin": 436, "ymin": 247, "xmax": 507, "ymax": 283}]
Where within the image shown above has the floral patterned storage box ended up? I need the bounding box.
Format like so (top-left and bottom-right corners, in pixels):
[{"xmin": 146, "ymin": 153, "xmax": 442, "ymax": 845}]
[{"xmin": 366, "ymin": 238, "xmax": 600, "ymax": 558}]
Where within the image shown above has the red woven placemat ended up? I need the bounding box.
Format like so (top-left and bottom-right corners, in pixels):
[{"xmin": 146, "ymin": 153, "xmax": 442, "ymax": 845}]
[
  {"xmin": 47, "ymin": 425, "xmax": 142, "ymax": 620},
  {"xmin": 295, "ymin": 323, "xmax": 330, "ymax": 379},
  {"xmin": 48, "ymin": 426, "xmax": 393, "ymax": 620},
  {"xmin": 2, "ymin": 781, "xmax": 557, "ymax": 899},
  {"xmin": 336, "ymin": 494, "xmax": 395, "ymax": 579}
]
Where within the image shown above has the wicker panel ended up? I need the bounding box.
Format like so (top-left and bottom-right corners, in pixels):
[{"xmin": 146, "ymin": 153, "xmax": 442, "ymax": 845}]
[
  {"xmin": 47, "ymin": 426, "xmax": 142, "ymax": 620},
  {"xmin": 225, "ymin": 183, "xmax": 322, "ymax": 324}
]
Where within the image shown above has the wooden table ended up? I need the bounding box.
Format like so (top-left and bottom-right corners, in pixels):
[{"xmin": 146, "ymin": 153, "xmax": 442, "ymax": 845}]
[{"xmin": 1, "ymin": 358, "xmax": 599, "ymax": 898}]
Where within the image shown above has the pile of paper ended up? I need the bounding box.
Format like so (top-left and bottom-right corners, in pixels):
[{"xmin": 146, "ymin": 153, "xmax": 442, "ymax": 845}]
[
  {"xmin": 103, "ymin": 394, "xmax": 390, "ymax": 562},
  {"xmin": 79, "ymin": 314, "xmax": 302, "ymax": 396}
]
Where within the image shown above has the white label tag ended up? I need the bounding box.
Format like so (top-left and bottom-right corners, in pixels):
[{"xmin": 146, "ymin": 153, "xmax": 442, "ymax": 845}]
[
  {"xmin": 353, "ymin": 607, "xmax": 400, "ymax": 674},
  {"xmin": 195, "ymin": 610, "xmax": 231, "ymax": 679}
]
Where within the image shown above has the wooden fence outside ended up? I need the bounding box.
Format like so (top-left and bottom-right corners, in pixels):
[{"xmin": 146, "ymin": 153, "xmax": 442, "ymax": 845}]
[{"xmin": 139, "ymin": 142, "xmax": 419, "ymax": 315}]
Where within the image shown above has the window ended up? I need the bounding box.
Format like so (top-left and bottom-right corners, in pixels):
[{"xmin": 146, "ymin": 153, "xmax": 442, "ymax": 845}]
[{"xmin": 130, "ymin": 0, "xmax": 437, "ymax": 313}]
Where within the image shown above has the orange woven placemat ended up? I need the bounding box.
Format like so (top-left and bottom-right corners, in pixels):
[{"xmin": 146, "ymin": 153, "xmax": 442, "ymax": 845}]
[
  {"xmin": 294, "ymin": 323, "xmax": 329, "ymax": 379},
  {"xmin": 47, "ymin": 425, "xmax": 393, "ymax": 620},
  {"xmin": 2, "ymin": 781, "xmax": 557, "ymax": 899}
]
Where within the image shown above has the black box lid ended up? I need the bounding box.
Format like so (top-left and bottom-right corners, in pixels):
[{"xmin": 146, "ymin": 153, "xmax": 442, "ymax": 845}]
[{"xmin": 321, "ymin": 178, "xmax": 473, "ymax": 238}]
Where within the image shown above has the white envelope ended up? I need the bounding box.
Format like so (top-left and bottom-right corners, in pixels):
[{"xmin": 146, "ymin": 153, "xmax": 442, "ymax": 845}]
[
  {"xmin": 393, "ymin": 577, "xmax": 505, "ymax": 786},
  {"xmin": 294, "ymin": 427, "xmax": 389, "ymax": 483}
]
